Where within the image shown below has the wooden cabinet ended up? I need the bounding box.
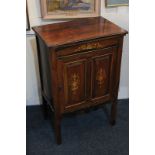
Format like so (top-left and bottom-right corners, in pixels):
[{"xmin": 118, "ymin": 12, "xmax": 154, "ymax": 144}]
[{"xmin": 33, "ymin": 17, "xmax": 127, "ymax": 144}]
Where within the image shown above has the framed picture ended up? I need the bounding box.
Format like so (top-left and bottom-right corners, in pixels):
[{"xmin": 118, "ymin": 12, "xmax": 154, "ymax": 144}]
[
  {"xmin": 105, "ymin": 0, "xmax": 129, "ymax": 7},
  {"xmin": 40, "ymin": 0, "xmax": 100, "ymax": 19}
]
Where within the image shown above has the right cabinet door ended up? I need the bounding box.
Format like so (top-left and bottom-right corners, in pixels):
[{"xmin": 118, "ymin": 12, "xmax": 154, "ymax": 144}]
[{"xmin": 90, "ymin": 46, "xmax": 117, "ymax": 103}]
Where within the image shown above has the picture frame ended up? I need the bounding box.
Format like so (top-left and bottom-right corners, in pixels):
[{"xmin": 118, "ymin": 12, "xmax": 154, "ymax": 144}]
[
  {"xmin": 105, "ymin": 0, "xmax": 129, "ymax": 7},
  {"xmin": 40, "ymin": 0, "xmax": 100, "ymax": 19}
]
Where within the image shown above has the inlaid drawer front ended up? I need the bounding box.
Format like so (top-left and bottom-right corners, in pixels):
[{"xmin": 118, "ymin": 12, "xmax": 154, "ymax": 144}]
[
  {"xmin": 56, "ymin": 37, "xmax": 118, "ymax": 57},
  {"xmin": 73, "ymin": 42, "xmax": 104, "ymax": 52}
]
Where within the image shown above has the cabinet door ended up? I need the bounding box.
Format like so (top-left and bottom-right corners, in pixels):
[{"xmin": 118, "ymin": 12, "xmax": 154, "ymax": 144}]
[
  {"xmin": 57, "ymin": 46, "xmax": 117, "ymax": 111},
  {"xmin": 57, "ymin": 55, "xmax": 88, "ymax": 111},
  {"xmin": 90, "ymin": 47, "xmax": 117, "ymax": 102}
]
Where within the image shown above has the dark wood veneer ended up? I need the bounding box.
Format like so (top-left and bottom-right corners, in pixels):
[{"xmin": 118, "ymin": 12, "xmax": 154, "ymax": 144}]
[{"xmin": 32, "ymin": 16, "xmax": 128, "ymax": 144}]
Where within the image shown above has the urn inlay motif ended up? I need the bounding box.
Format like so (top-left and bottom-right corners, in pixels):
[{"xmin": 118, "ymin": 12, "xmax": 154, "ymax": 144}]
[
  {"xmin": 70, "ymin": 73, "xmax": 80, "ymax": 95},
  {"xmin": 96, "ymin": 68, "xmax": 106, "ymax": 88}
]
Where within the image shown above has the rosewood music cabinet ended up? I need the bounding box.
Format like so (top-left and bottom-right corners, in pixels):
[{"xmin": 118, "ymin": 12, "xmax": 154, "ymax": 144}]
[{"xmin": 32, "ymin": 17, "xmax": 127, "ymax": 144}]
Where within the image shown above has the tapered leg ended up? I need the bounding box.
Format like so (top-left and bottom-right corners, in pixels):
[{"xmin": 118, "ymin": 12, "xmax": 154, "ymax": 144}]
[
  {"xmin": 54, "ymin": 114, "xmax": 62, "ymax": 145},
  {"xmin": 42, "ymin": 96, "xmax": 48, "ymax": 119},
  {"xmin": 110, "ymin": 100, "xmax": 117, "ymax": 126}
]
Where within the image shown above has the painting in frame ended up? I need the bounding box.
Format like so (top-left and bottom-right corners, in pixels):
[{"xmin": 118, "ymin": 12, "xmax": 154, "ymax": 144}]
[
  {"xmin": 105, "ymin": 0, "xmax": 129, "ymax": 7},
  {"xmin": 40, "ymin": 0, "xmax": 100, "ymax": 19}
]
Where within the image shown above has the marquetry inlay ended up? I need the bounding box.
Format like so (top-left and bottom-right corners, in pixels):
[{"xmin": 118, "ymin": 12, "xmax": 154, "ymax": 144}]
[
  {"xmin": 74, "ymin": 42, "xmax": 103, "ymax": 52},
  {"xmin": 96, "ymin": 68, "xmax": 106, "ymax": 88},
  {"xmin": 70, "ymin": 73, "xmax": 80, "ymax": 95}
]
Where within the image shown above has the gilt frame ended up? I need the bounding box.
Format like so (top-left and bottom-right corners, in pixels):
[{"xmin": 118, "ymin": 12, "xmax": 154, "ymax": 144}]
[
  {"xmin": 40, "ymin": 0, "xmax": 100, "ymax": 19},
  {"xmin": 105, "ymin": 0, "xmax": 129, "ymax": 7}
]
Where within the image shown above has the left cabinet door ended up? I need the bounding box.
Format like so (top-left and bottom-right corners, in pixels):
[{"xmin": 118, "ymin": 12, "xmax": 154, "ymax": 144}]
[{"xmin": 57, "ymin": 55, "xmax": 88, "ymax": 111}]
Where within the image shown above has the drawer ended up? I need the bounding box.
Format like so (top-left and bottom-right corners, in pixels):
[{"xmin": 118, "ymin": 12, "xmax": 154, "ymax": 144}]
[{"xmin": 55, "ymin": 37, "xmax": 119, "ymax": 57}]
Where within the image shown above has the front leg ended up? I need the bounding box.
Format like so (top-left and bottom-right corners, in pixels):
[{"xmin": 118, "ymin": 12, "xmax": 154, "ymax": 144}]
[
  {"xmin": 110, "ymin": 82, "xmax": 119, "ymax": 126},
  {"xmin": 110, "ymin": 99, "xmax": 117, "ymax": 126},
  {"xmin": 54, "ymin": 113, "xmax": 62, "ymax": 145},
  {"xmin": 42, "ymin": 96, "xmax": 48, "ymax": 120}
]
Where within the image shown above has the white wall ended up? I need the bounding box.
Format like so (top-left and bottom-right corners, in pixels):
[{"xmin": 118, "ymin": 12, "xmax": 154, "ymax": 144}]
[{"xmin": 26, "ymin": 0, "xmax": 129, "ymax": 105}]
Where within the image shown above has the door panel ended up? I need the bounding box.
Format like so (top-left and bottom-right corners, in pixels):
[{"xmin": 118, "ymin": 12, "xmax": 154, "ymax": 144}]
[
  {"xmin": 64, "ymin": 60, "xmax": 87, "ymax": 107},
  {"xmin": 58, "ymin": 57, "xmax": 87, "ymax": 109},
  {"xmin": 91, "ymin": 54, "xmax": 111, "ymax": 98},
  {"xmin": 90, "ymin": 47, "xmax": 117, "ymax": 102}
]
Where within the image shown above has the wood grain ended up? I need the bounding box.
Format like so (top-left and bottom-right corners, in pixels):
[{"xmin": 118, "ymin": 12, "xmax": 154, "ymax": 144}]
[{"xmin": 33, "ymin": 17, "xmax": 127, "ymax": 47}]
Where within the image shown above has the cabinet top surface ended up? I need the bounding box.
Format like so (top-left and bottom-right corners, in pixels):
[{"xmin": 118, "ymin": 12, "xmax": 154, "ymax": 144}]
[{"xmin": 33, "ymin": 17, "xmax": 127, "ymax": 47}]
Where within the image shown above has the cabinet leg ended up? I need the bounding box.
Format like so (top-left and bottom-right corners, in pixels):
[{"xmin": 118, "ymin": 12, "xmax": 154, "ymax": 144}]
[
  {"xmin": 54, "ymin": 114, "xmax": 62, "ymax": 145},
  {"xmin": 110, "ymin": 100, "xmax": 117, "ymax": 126},
  {"xmin": 42, "ymin": 97, "xmax": 48, "ymax": 120}
]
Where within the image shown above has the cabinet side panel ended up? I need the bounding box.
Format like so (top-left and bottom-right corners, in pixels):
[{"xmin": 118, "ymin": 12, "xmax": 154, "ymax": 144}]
[
  {"xmin": 36, "ymin": 36, "xmax": 52, "ymax": 101},
  {"xmin": 112, "ymin": 37, "xmax": 124, "ymax": 101}
]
